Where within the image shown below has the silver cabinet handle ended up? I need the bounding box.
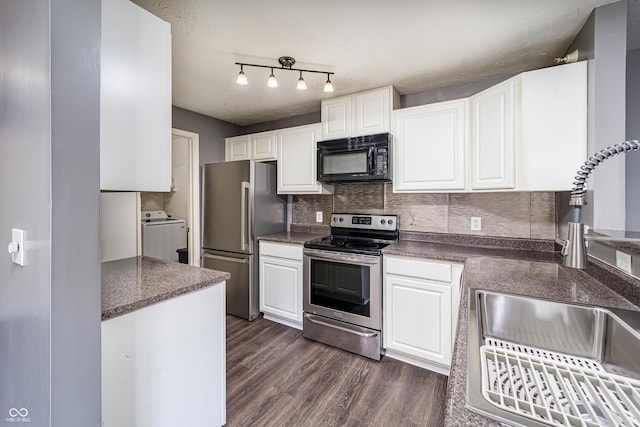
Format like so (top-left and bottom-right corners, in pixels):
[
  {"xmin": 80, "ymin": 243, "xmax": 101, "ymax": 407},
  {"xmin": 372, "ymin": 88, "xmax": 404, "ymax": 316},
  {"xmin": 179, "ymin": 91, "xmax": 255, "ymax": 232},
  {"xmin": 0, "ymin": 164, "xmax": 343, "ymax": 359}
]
[{"xmin": 304, "ymin": 313, "xmax": 378, "ymax": 338}]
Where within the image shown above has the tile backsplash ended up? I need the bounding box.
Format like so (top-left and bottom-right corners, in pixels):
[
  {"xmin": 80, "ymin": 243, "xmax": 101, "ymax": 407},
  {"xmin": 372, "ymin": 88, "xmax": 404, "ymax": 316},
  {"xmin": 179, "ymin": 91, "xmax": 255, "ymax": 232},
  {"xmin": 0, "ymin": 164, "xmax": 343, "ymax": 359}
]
[{"xmin": 292, "ymin": 183, "xmax": 559, "ymax": 240}]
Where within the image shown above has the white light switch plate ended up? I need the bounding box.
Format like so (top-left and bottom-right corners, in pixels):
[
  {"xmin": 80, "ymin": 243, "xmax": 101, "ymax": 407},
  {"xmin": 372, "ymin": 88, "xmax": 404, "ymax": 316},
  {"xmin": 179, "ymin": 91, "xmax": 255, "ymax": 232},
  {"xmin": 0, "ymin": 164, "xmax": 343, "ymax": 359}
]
[
  {"xmin": 11, "ymin": 228, "xmax": 26, "ymax": 266},
  {"xmin": 315, "ymin": 211, "xmax": 323, "ymax": 223},
  {"xmin": 470, "ymin": 217, "xmax": 482, "ymax": 231},
  {"xmin": 615, "ymin": 250, "xmax": 632, "ymax": 274}
]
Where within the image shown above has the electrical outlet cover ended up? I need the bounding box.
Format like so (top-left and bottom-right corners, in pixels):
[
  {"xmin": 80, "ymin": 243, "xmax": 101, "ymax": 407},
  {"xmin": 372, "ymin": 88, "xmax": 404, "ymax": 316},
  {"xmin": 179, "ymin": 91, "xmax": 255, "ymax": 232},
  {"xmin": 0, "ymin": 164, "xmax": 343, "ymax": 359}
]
[
  {"xmin": 615, "ymin": 250, "xmax": 632, "ymax": 274},
  {"xmin": 470, "ymin": 217, "xmax": 482, "ymax": 231}
]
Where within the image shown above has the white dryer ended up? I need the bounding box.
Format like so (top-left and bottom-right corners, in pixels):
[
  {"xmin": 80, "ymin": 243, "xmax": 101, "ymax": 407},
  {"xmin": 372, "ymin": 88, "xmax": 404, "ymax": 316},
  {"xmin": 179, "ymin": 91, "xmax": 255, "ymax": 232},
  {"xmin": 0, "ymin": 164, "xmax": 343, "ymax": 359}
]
[{"xmin": 141, "ymin": 211, "xmax": 187, "ymax": 262}]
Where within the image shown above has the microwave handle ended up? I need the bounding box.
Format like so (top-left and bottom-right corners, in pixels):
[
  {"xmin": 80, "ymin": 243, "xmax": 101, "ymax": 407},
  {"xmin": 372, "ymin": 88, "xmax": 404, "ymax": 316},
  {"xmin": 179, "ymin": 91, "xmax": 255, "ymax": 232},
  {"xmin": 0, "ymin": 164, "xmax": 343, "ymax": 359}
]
[{"xmin": 368, "ymin": 146, "xmax": 375, "ymax": 174}]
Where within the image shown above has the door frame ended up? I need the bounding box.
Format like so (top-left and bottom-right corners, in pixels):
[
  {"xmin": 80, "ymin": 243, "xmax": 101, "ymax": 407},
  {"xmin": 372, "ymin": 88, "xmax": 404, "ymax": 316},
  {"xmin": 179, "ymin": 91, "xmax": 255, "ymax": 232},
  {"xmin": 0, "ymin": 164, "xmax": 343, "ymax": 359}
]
[{"xmin": 172, "ymin": 128, "xmax": 200, "ymax": 266}]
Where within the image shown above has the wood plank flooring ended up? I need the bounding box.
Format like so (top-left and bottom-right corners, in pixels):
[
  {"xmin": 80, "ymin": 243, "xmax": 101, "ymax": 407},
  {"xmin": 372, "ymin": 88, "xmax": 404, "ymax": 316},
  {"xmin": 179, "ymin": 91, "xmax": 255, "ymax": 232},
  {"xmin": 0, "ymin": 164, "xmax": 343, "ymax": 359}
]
[{"xmin": 226, "ymin": 315, "xmax": 448, "ymax": 427}]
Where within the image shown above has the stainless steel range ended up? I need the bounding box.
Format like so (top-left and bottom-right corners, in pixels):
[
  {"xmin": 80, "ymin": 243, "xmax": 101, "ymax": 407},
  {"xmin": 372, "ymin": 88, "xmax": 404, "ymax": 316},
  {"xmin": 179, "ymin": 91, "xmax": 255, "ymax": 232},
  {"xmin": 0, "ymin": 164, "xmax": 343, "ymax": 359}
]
[{"xmin": 303, "ymin": 213, "xmax": 398, "ymax": 360}]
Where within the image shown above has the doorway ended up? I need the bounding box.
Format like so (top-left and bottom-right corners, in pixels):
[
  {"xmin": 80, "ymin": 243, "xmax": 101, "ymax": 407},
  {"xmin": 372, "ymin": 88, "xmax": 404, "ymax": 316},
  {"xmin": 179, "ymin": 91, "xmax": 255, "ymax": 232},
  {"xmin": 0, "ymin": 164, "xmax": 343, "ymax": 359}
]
[
  {"xmin": 140, "ymin": 128, "xmax": 200, "ymax": 266},
  {"xmin": 170, "ymin": 128, "xmax": 200, "ymax": 266}
]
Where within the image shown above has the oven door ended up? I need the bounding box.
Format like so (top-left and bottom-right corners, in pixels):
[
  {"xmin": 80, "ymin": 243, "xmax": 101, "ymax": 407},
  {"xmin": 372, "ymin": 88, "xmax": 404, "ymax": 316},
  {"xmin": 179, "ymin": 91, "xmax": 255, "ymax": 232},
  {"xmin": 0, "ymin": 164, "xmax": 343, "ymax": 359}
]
[{"xmin": 303, "ymin": 249, "xmax": 381, "ymax": 330}]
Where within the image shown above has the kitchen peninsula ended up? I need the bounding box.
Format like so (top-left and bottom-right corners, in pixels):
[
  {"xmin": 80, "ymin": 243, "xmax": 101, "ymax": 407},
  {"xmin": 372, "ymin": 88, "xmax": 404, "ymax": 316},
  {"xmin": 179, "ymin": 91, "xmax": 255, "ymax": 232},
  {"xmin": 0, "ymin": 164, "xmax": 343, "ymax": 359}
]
[{"xmin": 101, "ymin": 256, "xmax": 229, "ymax": 427}]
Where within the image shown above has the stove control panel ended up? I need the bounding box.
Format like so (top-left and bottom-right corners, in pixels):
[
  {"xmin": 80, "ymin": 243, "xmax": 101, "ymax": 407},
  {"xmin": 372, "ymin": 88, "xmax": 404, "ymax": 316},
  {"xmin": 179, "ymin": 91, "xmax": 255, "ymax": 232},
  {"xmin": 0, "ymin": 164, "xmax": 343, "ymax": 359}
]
[{"xmin": 330, "ymin": 214, "xmax": 398, "ymax": 231}]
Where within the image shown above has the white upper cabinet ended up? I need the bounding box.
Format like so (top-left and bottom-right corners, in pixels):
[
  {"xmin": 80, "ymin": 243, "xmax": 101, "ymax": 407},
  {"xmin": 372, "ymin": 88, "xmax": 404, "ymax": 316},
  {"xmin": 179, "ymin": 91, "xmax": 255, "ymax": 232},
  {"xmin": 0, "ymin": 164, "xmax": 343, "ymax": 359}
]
[
  {"xmin": 321, "ymin": 86, "xmax": 399, "ymax": 140},
  {"xmin": 516, "ymin": 61, "xmax": 587, "ymax": 191},
  {"xmin": 100, "ymin": 0, "xmax": 172, "ymax": 191},
  {"xmin": 251, "ymin": 131, "xmax": 277, "ymax": 160},
  {"xmin": 393, "ymin": 99, "xmax": 468, "ymax": 192},
  {"xmin": 225, "ymin": 131, "xmax": 277, "ymax": 162},
  {"xmin": 470, "ymin": 61, "xmax": 587, "ymax": 192},
  {"xmin": 276, "ymin": 124, "xmax": 333, "ymax": 194},
  {"xmin": 470, "ymin": 80, "xmax": 516, "ymax": 190},
  {"xmin": 321, "ymin": 97, "xmax": 353, "ymax": 140},
  {"xmin": 225, "ymin": 135, "xmax": 251, "ymax": 161},
  {"xmin": 391, "ymin": 61, "xmax": 586, "ymax": 193}
]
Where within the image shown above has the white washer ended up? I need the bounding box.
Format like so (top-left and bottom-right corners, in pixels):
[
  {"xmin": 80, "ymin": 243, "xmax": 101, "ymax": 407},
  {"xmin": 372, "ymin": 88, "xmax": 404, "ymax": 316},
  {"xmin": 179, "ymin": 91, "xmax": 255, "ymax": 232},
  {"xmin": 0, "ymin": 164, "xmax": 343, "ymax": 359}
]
[{"xmin": 141, "ymin": 211, "xmax": 187, "ymax": 262}]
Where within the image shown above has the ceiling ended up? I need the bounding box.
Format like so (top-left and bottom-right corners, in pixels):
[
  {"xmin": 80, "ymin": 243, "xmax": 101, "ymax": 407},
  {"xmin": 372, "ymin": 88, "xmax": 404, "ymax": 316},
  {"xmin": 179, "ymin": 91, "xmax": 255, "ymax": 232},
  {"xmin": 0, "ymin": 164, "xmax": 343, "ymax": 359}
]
[{"xmin": 132, "ymin": 0, "xmax": 636, "ymax": 127}]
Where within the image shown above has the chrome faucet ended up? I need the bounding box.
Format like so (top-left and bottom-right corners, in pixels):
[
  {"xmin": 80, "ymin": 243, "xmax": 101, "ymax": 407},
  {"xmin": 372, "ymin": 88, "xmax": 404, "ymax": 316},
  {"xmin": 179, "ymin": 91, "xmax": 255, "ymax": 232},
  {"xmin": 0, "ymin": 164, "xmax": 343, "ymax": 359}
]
[{"xmin": 562, "ymin": 140, "xmax": 639, "ymax": 269}]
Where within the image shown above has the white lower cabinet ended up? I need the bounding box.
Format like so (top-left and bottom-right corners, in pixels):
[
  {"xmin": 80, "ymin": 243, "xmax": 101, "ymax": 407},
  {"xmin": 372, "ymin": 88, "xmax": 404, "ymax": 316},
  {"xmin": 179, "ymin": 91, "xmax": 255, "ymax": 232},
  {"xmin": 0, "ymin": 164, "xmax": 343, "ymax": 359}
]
[
  {"xmin": 259, "ymin": 241, "xmax": 303, "ymax": 329},
  {"xmin": 383, "ymin": 255, "xmax": 462, "ymax": 375},
  {"xmin": 102, "ymin": 284, "xmax": 226, "ymax": 427}
]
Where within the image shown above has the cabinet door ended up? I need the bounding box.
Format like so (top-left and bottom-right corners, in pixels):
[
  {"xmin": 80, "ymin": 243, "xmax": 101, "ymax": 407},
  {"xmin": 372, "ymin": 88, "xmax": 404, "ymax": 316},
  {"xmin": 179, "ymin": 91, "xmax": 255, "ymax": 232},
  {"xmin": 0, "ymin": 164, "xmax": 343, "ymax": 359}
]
[
  {"xmin": 260, "ymin": 255, "xmax": 302, "ymax": 324},
  {"xmin": 384, "ymin": 275, "xmax": 452, "ymax": 366},
  {"xmin": 225, "ymin": 135, "xmax": 252, "ymax": 161},
  {"xmin": 356, "ymin": 88, "xmax": 391, "ymax": 136},
  {"xmin": 470, "ymin": 79, "xmax": 516, "ymax": 190},
  {"xmin": 393, "ymin": 100, "xmax": 467, "ymax": 192},
  {"xmin": 277, "ymin": 124, "xmax": 333, "ymax": 194},
  {"xmin": 251, "ymin": 131, "xmax": 277, "ymax": 161},
  {"xmin": 321, "ymin": 96, "xmax": 352, "ymax": 139},
  {"xmin": 101, "ymin": 0, "xmax": 171, "ymax": 191}
]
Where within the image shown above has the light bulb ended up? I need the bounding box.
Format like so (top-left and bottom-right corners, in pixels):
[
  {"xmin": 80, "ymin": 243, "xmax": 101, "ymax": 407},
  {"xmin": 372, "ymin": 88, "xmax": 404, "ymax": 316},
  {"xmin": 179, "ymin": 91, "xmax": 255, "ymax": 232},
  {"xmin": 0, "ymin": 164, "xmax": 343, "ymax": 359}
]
[
  {"xmin": 236, "ymin": 68, "xmax": 248, "ymax": 85},
  {"xmin": 267, "ymin": 69, "xmax": 278, "ymax": 88},
  {"xmin": 296, "ymin": 72, "xmax": 307, "ymax": 90},
  {"xmin": 323, "ymin": 75, "xmax": 334, "ymax": 93}
]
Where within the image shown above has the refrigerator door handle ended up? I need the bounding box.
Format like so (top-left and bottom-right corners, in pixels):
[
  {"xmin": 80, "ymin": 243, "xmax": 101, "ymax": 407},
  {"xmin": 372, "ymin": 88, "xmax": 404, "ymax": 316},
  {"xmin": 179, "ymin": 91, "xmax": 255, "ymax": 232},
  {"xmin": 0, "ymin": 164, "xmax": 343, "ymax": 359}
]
[
  {"xmin": 202, "ymin": 252, "xmax": 249, "ymax": 264},
  {"xmin": 240, "ymin": 181, "xmax": 250, "ymax": 251}
]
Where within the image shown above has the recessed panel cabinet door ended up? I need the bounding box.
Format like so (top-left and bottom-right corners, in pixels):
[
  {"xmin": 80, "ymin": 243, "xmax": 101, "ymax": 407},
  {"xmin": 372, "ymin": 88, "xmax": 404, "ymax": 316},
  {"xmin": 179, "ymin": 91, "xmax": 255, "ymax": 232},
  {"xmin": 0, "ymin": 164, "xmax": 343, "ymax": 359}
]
[
  {"xmin": 225, "ymin": 135, "xmax": 251, "ymax": 161},
  {"xmin": 384, "ymin": 275, "xmax": 452, "ymax": 366},
  {"xmin": 321, "ymin": 96, "xmax": 352, "ymax": 140},
  {"xmin": 470, "ymin": 79, "xmax": 516, "ymax": 190},
  {"xmin": 260, "ymin": 256, "xmax": 302, "ymax": 324},
  {"xmin": 101, "ymin": 0, "xmax": 171, "ymax": 191},
  {"xmin": 277, "ymin": 124, "xmax": 333, "ymax": 194},
  {"xmin": 393, "ymin": 99, "xmax": 467, "ymax": 192},
  {"xmin": 355, "ymin": 89, "xmax": 391, "ymax": 136}
]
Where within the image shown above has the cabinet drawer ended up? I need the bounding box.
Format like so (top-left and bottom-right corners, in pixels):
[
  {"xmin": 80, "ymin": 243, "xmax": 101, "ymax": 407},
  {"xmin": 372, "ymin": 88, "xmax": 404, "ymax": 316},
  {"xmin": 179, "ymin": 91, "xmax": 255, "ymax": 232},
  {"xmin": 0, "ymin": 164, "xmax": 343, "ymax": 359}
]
[
  {"xmin": 385, "ymin": 256, "xmax": 452, "ymax": 282},
  {"xmin": 260, "ymin": 242, "xmax": 303, "ymax": 261}
]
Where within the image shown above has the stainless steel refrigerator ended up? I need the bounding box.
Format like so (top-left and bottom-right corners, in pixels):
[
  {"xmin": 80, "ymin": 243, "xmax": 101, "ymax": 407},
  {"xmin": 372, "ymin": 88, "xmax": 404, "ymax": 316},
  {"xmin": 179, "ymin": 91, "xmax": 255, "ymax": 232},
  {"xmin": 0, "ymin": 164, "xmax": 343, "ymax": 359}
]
[{"xmin": 201, "ymin": 160, "xmax": 287, "ymax": 320}]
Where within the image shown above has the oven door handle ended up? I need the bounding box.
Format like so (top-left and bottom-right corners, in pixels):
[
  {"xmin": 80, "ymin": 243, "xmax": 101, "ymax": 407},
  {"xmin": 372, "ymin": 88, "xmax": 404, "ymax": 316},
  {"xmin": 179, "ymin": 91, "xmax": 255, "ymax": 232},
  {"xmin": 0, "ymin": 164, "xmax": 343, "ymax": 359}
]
[
  {"xmin": 303, "ymin": 249, "xmax": 380, "ymax": 265},
  {"xmin": 303, "ymin": 313, "xmax": 378, "ymax": 338}
]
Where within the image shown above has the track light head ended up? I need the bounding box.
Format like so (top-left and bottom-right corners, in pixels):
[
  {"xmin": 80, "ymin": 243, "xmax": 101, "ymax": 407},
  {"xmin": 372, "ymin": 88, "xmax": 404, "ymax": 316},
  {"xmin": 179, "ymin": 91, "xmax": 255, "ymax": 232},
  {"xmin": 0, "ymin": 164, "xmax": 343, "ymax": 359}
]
[
  {"xmin": 236, "ymin": 65, "xmax": 248, "ymax": 85},
  {"xmin": 267, "ymin": 68, "xmax": 278, "ymax": 88},
  {"xmin": 323, "ymin": 74, "xmax": 334, "ymax": 93},
  {"xmin": 296, "ymin": 71, "xmax": 307, "ymax": 90}
]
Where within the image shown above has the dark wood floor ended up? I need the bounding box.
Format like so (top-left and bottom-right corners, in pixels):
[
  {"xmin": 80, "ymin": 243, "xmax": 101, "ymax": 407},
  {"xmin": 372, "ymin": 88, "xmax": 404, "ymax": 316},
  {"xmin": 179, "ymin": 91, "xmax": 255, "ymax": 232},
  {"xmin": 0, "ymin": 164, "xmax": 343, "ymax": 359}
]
[{"xmin": 226, "ymin": 315, "xmax": 448, "ymax": 427}]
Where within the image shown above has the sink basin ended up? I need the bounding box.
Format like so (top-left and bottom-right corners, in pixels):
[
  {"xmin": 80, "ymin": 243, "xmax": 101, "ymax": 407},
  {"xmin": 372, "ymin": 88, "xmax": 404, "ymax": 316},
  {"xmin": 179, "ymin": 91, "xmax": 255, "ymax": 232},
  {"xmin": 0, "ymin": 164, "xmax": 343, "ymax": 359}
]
[{"xmin": 467, "ymin": 289, "xmax": 640, "ymax": 426}]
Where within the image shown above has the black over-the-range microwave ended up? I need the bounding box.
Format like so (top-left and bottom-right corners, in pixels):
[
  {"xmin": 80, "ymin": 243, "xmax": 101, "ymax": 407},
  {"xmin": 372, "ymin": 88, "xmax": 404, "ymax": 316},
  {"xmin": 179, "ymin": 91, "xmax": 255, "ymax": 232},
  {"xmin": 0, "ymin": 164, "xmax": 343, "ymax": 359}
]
[{"xmin": 316, "ymin": 133, "xmax": 391, "ymax": 183}]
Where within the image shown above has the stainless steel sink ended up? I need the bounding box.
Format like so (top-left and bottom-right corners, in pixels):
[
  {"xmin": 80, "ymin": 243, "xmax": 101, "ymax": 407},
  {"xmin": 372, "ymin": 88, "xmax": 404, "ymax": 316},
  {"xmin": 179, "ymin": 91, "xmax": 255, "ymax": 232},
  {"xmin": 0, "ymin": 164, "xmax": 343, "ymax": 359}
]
[{"xmin": 467, "ymin": 289, "xmax": 640, "ymax": 426}]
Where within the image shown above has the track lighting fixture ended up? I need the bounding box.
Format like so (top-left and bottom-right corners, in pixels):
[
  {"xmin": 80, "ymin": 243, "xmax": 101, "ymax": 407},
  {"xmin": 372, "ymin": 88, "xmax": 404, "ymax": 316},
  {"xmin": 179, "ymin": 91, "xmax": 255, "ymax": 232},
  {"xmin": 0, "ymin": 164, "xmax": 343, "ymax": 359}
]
[{"xmin": 235, "ymin": 56, "xmax": 334, "ymax": 92}]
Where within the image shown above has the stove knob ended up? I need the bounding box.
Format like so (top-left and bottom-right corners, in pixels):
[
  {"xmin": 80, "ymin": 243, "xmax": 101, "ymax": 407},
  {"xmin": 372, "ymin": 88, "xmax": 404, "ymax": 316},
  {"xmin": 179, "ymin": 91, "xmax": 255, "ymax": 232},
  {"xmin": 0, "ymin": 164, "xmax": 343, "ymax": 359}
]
[
  {"xmin": 380, "ymin": 219, "xmax": 386, "ymax": 225},
  {"xmin": 333, "ymin": 217, "xmax": 337, "ymax": 222},
  {"xmin": 388, "ymin": 219, "xmax": 393, "ymax": 225},
  {"xmin": 339, "ymin": 217, "xmax": 344, "ymax": 222}
]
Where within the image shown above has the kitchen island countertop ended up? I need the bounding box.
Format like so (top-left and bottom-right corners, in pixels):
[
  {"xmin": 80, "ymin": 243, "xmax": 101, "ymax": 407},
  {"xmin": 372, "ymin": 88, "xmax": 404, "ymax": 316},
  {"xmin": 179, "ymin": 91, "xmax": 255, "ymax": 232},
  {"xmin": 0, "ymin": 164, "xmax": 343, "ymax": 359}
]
[{"xmin": 101, "ymin": 256, "xmax": 230, "ymax": 320}]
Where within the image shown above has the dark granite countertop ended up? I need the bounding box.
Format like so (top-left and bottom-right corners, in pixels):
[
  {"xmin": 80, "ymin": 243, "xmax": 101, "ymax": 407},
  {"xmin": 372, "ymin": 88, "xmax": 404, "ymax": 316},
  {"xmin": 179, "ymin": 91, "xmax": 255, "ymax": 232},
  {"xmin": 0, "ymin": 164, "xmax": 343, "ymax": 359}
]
[
  {"xmin": 258, "ymin": 231, "xmax": 327, "ymax": 245},
  {"xmin": 442, "ymin": 255, "xmax": 640, "ymax": 426},
  {"xmin": 101, "ymin": 256, "xmax": 230, "ymax": 321}
]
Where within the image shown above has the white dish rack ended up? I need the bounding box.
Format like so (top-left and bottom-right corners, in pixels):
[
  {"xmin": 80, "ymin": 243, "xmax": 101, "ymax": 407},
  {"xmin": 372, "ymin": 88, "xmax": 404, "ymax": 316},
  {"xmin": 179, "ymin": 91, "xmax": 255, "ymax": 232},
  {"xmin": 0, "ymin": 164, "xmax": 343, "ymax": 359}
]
[{"xmin": 480, "ymin": 338, "xmax": 640, "ymax": 426}]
